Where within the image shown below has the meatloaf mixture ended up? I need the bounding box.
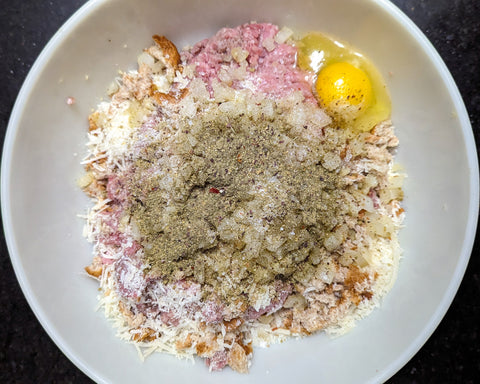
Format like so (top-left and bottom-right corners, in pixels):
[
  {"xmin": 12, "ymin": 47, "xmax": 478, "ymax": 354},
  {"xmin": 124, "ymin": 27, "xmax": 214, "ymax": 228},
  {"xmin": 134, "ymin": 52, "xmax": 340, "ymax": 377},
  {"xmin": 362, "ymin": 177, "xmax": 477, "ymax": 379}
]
[{"xmin": 80, "ymin": 23, "xmax": 404, "ymax": 373}]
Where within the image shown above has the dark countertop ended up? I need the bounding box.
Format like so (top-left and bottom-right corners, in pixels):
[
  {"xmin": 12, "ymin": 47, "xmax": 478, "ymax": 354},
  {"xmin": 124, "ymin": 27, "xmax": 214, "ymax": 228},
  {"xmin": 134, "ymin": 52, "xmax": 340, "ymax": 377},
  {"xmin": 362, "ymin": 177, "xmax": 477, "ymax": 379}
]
[{"xmin": 0, "ymin": 0, "xmax": 478, "ymax": 383}]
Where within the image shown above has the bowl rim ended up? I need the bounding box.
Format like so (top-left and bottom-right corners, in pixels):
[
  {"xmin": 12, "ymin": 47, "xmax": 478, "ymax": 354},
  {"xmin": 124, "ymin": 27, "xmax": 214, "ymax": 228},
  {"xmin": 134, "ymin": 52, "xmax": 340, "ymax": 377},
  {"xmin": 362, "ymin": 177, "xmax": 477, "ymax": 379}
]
[{"xmin": 1, "ymin": 0, "xmax": 478, "ymax": 382}]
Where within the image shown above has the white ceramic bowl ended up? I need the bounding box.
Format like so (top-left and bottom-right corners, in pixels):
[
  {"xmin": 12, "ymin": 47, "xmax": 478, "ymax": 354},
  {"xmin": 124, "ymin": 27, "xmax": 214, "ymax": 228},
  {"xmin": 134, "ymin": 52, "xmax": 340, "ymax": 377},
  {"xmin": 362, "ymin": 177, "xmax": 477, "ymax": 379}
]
[{"xmin": 2, "ymin": 0, "xmax": 478, "ymax": 383}]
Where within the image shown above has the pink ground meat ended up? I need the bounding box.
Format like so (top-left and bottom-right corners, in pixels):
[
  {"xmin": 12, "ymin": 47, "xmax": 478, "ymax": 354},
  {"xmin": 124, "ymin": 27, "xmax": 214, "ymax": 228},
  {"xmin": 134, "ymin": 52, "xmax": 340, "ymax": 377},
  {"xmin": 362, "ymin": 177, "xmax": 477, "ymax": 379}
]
[
  {"xmin": 206, "ymin": 350, "xmax": 228, "ymax": 371},
  {"xmin": 183, "ymin": 23, "xmax": 316, "ymax": 102}
]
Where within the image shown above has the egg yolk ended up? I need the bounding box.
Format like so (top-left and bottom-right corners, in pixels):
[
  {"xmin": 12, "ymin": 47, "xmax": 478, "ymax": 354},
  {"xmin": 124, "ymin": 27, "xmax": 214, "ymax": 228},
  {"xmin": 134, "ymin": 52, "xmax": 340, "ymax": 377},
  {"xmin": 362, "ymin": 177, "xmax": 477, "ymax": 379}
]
[{"xmin": 315, "ymin": 62, "xmax": 373, "ymax": 119}]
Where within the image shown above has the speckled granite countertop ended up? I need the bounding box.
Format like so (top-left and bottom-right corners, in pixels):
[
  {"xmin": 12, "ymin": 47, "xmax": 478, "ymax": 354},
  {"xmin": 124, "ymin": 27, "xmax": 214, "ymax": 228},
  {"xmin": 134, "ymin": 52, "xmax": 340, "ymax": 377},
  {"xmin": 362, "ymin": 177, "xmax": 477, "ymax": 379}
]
[{"xmin": 0, "ymin": 0, "xmax": 478, "ymax": 382}]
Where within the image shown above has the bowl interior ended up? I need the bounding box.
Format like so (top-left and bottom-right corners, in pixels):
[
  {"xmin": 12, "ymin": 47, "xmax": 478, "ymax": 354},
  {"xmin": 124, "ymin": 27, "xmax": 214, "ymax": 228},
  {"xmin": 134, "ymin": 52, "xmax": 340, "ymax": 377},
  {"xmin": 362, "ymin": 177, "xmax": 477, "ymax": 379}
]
[{"xmin": 2, "ymin": 0, "xmax": 477, "ymax": 383}]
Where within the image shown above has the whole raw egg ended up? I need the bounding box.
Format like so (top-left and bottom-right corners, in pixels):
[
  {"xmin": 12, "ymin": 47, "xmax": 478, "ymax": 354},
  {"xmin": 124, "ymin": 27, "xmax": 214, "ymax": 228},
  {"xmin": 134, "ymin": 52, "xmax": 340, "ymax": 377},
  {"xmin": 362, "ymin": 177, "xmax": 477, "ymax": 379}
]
[{"xmin": 297, "ymin": 32, "xmax": 391, "ymax": 132}]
